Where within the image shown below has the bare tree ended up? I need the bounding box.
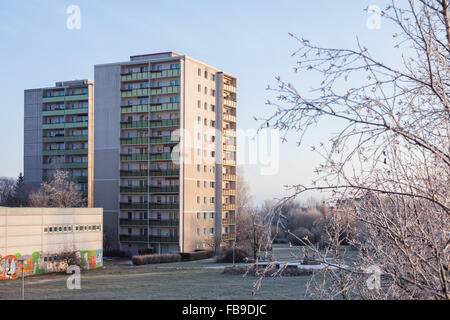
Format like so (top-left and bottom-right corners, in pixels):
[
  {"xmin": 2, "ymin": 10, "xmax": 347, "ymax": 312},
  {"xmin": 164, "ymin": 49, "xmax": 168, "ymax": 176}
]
[
  {"xmin": 0, "ymin": 177, "xmax": 15, "ymax": 206},
  {"xmin": 29, "ymin": 170, "xmax": 85, "ymax": 207},
  {"xmin": 260, "ymin": 0, "xmax": 449, "ymax": 299}
]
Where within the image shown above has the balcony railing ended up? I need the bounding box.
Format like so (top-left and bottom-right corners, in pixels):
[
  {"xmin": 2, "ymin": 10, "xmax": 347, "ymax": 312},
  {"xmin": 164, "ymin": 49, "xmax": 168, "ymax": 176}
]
[
  {"xmin": 223, "ymin": 129, "xmax": 236, "ymax": 137},
  {"xmin": 120, "ymin": 152, "xmax": 179, "ymax": 162},
  {"xmin": 149, "ymin": 219, "xmax": 179, "ymax": 226},
  {"xmin": 223, "ymin": 174, "xmax": 236, "ymax": 181},
  {"xmin": 222, "ymin": 218, "xmax": 236, "ymax": 225},
  {"xmin": 42, "ymin": 149, "xmax": 88, "ymax": 156},
  {"xmin": 149, "ymin": 236, "xmax": 179, "ymax": 243},
  {"xmin": 150, "ymin": 85, "xmax": 180, "ymax": 95},
  {"xmin": 223, "ymin": 145, "xmax": 236, "ymax": 152},
  {"xmin": 223, "ymin": 159, "xmax": 236, "ymax": 166},
  {"xmin": 224, "ymin": 99, "xmax": 237, "ymax": 108},
  {"xmin": 120, "ymin": 219, "xmax": 148, "ymax": 226},
  {"xmin": 120, "ymin": 88, "xmax": 150, "ymax": 98},
  {"xmin": 120, "ymin": 235, "xmax": 147, "ymax": 243},
  {"xmin": 223, "ymin": 189, "xmax": 236, "ymax": 196},
  {"xmin": 120, "ymin": 186, "xmax": 179, "ymax": 194},
  {"xmin": 120, "ymin": 202, "xmax": 179, "ymax": 210},
  {"xmin": 223, "ymin": 114, "xmax": 236, "ymax": 122},
  {"xmin": 224, "ymin": 84, "xmax": 236, "ymax": 93},
  {"xmin": 223, "ymin": 204, "xmax": 236, "ymax": 211},
  {"xmin": 42, "ymin": 135, "xmax": 88, "ymax": 143},
  {"xmin": 120, "ymin": 72, "xmax": 150, "ymax": 82},
  {"xmin": 150, "ymin": 68, "xmax": 180, "ymax": 79},
  {"xmin": 222, "ymin": 233, "xmax": 236, "ymax": 241},
  {"xmin": 120, "ymin": 169, "xmax": 179, "ymax": 177}
]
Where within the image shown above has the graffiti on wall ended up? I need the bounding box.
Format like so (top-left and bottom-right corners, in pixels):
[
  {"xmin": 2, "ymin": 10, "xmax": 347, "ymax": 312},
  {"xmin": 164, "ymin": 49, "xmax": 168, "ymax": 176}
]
[{"xmin": 0, "ymin": 249, "xmax": 102, "ymax": 280}]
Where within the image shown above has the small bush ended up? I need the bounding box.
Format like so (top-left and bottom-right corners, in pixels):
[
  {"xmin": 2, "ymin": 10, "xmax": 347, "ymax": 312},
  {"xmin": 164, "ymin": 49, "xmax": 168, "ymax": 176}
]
[
  {"xmin": 223, "ymin": 265, "xmax": 313, "ymax": 277},
  {"xmin": 215, "ymin": 248, "xmax": 249, "ymax": 263},
  {"xmin": 132, "ymin": 253, "xmax": 181, "ymax": 265},
  {"xmin": 179, "ymin": 249, "xmax": 214, "ymax": 261}
]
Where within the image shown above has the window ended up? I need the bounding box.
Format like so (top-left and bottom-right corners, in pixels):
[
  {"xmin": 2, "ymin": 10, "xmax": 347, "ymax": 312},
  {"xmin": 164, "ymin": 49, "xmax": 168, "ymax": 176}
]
[
  {"xmin": 197, "ymin": 100, "xmax": 201, "ymax": 109},
  {"xmin": 203, "ymin": 181, "xmax": 207, "ymax": 188},
  {"xmin": 204, "ymin": 102, "xmax": 207, "ymax": 110},
  {"xmin": 211, "ymin": 120, "xmax": 215, "ymax": 127},
  {"xmin": 204, "ymin": 165, "xmax": 207, "ymax": 172},
  {"xmin": 204, "ymin": 87, "xmax": 208, "ymax": 94},
  {"xmin": 198, "ymin": 68, "xmax": 201, "ymax": 76},
  {"xmin": 197, "ymin": 228, "xmax": 200, "ymax": 235},
  {"xmin": 211, "ymin": 151, "xmax": 215, "ymax": 157},
  {"xmin": 198, "ymin": 84, "xmax": 201, "ymax": 92},
  {"xmin": 211, "ymin": 105, "xmax": 215, "ymax": 112},
  {"xmin": 211, "ymin": 74, "xmax": 216, "ymax": 81},
  {"xmin": 210, "ymin": 182, "xmax": 215, "ymax": 188},
  {"xmin": 197, "ymin": 212, "xmax": 200, "ymax": 219},
  {"xmin": 204, "ymin": 70, "xmax": 208, "ymax": 78},
  {"xmin": 203, "ymin": 228, "xmax": 207, "ymax": 235},
  {"xmin": 211, "ymin": 197, "xmax": 215, "ymax": 203},
  {"xmin": 197, "ymin": 116, "xmax": 201, "ymax": 124},
  {"xmin": 203, "ymin": 212, "xmax": 207, "ymax": 219},
  {"xmin": 210, "ymin": 212, "xmax": 215, "ymax": 219},
  {"xmin": 203, "ymin": 197, "xmax": 207, "ymax": 204},
  {"xmin": 204, "ymin": 118, "xmax": 207, "ymax": 126},
  {"xmin": 197, "ymin": 164, "xmax": 200, "ymax": 172},
  {"xmin": 197, "ymin": 180, "xmax": 200, "ymax": 188},
  {"xmin": 197, "ymin": 196, "xmax": 200, "ymax": 203},
  {"xmin": 210, "ymin": 228, "xmax": 215, "ymax": 235},
  {"xmin": 211, "ymin": 89, "xmax": 215, "ymax": 96}
]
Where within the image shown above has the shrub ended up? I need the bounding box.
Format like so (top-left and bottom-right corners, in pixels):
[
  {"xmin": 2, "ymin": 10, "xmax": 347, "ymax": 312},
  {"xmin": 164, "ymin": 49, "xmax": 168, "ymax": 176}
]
[
  {"xmin": 179, "ymin": 249, "xmax": 214, "ymax": 261},
  {"xmin": 215, "ymin": 248, "xmax": 249, "ymax": 263},
  {"xmin": 223, "ymin": 265, "xmax": 313, "ymax": 277},
  {"xmin": 132, "ymin": 253, "xmax": 181, "ymax": 265},
  {"xmin": 288, "ymin": 227, "xmax": 315, "ymax": 245}
]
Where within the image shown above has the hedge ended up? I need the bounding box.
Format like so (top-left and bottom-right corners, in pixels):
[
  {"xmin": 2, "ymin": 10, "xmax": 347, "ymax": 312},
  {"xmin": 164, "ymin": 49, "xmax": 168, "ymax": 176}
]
[{"xmin": 132, "ymin": 253, "xmax": 181, "ymax": 265}]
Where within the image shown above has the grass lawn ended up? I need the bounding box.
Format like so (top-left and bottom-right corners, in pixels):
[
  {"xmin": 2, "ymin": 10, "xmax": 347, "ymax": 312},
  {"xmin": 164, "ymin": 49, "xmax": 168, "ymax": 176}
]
[{"xmin": 0, "ymin": 244, "xmax": 350, "ymax": 300}]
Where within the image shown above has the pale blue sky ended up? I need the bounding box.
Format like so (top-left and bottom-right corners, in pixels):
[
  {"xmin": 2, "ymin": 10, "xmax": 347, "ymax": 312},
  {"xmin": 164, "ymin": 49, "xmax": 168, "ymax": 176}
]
[{"xmin": 0, "ymin": 0, "xmax": 399, "ymax": 204}]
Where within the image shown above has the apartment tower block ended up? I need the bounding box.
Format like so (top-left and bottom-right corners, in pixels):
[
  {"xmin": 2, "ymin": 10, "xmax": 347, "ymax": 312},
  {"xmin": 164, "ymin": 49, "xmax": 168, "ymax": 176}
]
[
  {"xmin": 94, "ymin": 52, "xmax": 236, "ymax": 254},
  {"xmin": 24, "ymin": 80, "xmax": 94, "ymax": 206}
]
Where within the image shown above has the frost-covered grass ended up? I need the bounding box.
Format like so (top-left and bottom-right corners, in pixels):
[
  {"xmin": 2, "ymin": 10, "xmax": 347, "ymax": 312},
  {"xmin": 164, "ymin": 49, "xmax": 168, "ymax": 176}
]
[{"xmin": 0, "ymin": 245, "xmax": 355, "ymax": 300}]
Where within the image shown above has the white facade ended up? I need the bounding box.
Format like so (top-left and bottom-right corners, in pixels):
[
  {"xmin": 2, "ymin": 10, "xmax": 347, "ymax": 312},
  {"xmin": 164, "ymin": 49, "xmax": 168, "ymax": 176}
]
[{"xmin": 0, "ymin": 207, "xmax": 103, "ymax": 279}]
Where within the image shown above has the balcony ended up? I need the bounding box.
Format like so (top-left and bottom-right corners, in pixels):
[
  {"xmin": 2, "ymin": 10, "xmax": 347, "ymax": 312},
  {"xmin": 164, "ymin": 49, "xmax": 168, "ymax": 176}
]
[
  {"xmin": 120, "ymin": 104, "xmax": 149, "ymax": 114},
  {"xmin": 149, "ymin": 219, "xmax": 179, "ymax": 227},
  {"xmin": 42, "ymin": 135, "xmax": 88, "ymax": 143},
  {"xmin": 120, "ymin": 169, "xmax": 179, "ymax": 177},
  {"xmin": 120, "ymin": 219, "xmax": 148, "ymax": 226},
  {"xmin": 42, "ymin": 107, "xmax": 88, "ymax": 117},
  {"xmin": 149, "ymin": 236, "xmax": 179, "ymax": 243},
  {"xmin": 223, "ymin": 189, "xmax": 236, "ymax": 196},
  {"xmin": 223, "ymin": 159, "xmax": 236, "ymax": 166},
  {"xmin": 150, "ymin": 103, "xmax": 180, "ymax": 112},
  {"xmin": 120, "ymin": 72, "xmax": 150, "ymax": 82},
  {"xmin": 150, "ymin": 68, "xmax": 180, "ymax": 79},
  {"xmin": 150, "ymin": 85, "xmax": 180, "ymax": 95},
  {"xmin": 120, "ymin": 88, "xmax": 150, "ymax": 98},
  {"xmin": 120, "ymin": 186, "xmax": 179, "ymax": 194},
  {"xmin": 223, "ymin": 129, "xmax": 236, "ymax": 137},
  {"xmin": 42, "ymin": 149, "xmax": 88, "ymax": 156},
  {"xmin": 224, "ymin": 99, "xmax": 236, "ymax": 108},
  {"xmin": 150, "ymin": 119, "xmax": 180, "ymax": 128},
  {"xmin": 223, "ymin": 174, "xmax": 236, "ymax": 181},
  {"xmin": 223, "ymin": 114, "xmax": 236, "ymax": 123},
  {"xmin": 42, "ymin": 162, "xmax": 88, "ymax": 169},
  {"xmin": 120, "ymin": 136, "xmax": 180, "ymax": 146},
  {"xmin": 222, "ymin": 218, "xmax": 236, "ymax": 225},
  {"xmin": 42, "ymin": 94, "xmax": 88, "ymax": 103},
  {"xmin": 222, "ymin": 233, "xmax": 236, "ymax": 241},
  {"xmin": 42, "ymin": 121, "xmax": 88, "ymax": 130},
  {"xmin": 120, "ymin": 202, "xmax": 179, "ymax": 210},
  {"xmin": 224, "ymin": 84, "xmax": 236, "ymax": 93},
  {"xmin": 120, "ymin": 235, "xmax": 148, "ymax": 243},
  {"xmin": 223, "ymin": 145, "xmax": 236, "ymax": 152},
  {"xmin": 223, "ymin": 204, "xmax": 236, "ymax": 211}
]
